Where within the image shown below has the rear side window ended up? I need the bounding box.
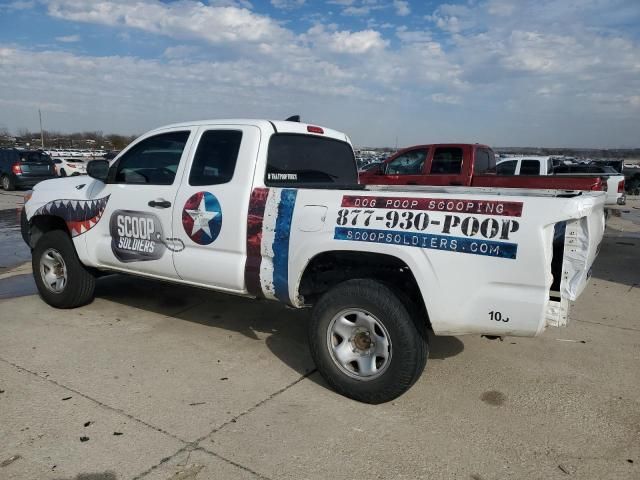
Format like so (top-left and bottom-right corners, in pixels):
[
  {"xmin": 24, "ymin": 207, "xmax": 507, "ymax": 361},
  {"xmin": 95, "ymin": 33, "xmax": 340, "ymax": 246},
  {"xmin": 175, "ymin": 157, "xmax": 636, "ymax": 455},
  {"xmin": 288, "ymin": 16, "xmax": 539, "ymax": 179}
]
[
  {"xmin": 266, "ymin": 134, "xmax": 357, "ymax": 186},
  {"xmin": 189, "ymin": 130, "xmax": 242, "ymax": 186},
  {"xmin": 474, "ymin": 149, "xmax": 495, "ymax": 174},
  {"xmin": 430, "ymin": 147, "xmax": 463, "ymax": 174},
  {"xmin": 496, "ymin": 160, "xmax": 517, "ymax": 175},
  {"xmin": 520, "ymin": 160, "xmax": 540, "ymax": 175}
]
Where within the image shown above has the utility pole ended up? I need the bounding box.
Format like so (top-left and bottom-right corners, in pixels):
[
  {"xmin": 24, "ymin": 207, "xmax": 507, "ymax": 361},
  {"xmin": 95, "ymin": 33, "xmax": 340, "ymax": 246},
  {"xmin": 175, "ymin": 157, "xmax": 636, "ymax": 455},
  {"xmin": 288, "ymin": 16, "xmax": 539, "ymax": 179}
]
[{"xmin": 39, "ymin": 108, "xmax": 44, "ymax": 148}]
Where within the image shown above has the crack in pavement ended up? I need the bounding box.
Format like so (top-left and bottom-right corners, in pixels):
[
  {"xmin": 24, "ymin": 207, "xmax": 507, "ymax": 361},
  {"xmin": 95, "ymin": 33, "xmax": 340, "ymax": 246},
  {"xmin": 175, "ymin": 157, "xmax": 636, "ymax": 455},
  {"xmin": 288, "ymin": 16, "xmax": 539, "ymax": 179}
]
[
  {"xmin": 0, "ymin": 355, "xmax": 189, "ymax": 444},
  {"xmin": 1, "ymin": 353, "xmax": 316, "ymax": 479},
  {"xmin": 573, "ymin": 318, "xmax": 640, "ymax": 332},
  {"xmin": 132, "ymin": 369, "xmax": 317, "ymax": 480}
]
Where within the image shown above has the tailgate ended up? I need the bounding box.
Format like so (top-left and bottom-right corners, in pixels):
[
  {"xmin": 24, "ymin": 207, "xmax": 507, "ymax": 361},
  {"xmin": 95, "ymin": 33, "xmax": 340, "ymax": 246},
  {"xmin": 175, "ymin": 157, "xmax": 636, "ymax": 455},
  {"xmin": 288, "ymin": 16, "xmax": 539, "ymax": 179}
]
[
  {"xmin": 21, "ymin": 162, "xmax": 53, "ymax": 175},
  {"xmin": 546, "ymin": 193, "xmax": 605, "ymax": 327},
  {"xmin": 18, "ymin": 152, "xmax": 54, "ymax": 175}
]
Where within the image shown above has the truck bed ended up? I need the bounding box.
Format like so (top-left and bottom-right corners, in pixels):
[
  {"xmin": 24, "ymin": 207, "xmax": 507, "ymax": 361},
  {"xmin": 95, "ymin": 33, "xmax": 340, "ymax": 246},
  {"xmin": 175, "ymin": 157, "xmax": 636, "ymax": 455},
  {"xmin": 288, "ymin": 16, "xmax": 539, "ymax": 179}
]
[{"xmin": 471, "ymin": 174, "xmax": 603, "ymax": 191}]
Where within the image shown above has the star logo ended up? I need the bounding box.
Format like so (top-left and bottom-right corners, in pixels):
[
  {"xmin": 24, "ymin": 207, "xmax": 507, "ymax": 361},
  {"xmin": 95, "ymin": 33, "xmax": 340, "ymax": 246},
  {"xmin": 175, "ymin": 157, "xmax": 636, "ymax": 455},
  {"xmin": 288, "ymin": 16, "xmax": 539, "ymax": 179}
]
[{"xmin": 182, "ymin": 192, "xmax": 222, "ymax": 245}]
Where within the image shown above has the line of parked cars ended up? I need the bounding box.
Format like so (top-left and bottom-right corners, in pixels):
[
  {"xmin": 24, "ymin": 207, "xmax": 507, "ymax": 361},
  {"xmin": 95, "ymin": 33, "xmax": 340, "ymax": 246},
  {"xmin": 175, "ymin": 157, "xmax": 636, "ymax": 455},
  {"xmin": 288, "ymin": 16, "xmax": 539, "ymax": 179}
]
[{"xmin": 0, "ymin": 147, "xmax": 123, "ymax": 191}]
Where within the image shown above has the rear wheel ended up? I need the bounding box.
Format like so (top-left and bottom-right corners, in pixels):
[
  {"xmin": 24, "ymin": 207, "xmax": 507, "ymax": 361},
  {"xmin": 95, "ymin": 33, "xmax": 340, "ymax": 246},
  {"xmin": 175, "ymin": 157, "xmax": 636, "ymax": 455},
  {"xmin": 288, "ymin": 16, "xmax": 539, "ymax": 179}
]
[
  {"xmin": 1, "ymin": 175, "xmax": 15, "ymax": 191},
  {"xmin": 309, "ymin": 279, "xmax": 428, "ymax": 404},
  {"xmin": 32, "ymin": 230, "xmax": 95, "ymax": 308}
]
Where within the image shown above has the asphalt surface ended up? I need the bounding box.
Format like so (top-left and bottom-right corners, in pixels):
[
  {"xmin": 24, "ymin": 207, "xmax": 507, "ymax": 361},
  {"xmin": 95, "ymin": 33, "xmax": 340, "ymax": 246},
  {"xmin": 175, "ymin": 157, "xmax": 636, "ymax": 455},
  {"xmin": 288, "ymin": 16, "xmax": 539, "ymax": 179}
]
[{"xmin": 0, "ymin": 191, "xmax": 639, "ymax": 480}]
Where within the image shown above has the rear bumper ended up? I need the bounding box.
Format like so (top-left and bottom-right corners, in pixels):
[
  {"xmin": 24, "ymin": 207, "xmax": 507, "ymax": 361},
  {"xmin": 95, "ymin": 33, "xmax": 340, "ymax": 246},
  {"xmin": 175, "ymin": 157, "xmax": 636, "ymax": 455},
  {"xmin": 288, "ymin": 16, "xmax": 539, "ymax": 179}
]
[{"xmin": 14, "ymin": 175, "xmax": 56, "ymax": 188}]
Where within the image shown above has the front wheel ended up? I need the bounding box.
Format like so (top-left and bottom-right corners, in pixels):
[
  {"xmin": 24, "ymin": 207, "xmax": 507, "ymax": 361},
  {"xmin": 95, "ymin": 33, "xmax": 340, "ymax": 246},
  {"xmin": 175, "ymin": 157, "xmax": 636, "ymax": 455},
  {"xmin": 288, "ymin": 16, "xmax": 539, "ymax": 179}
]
[
  {"xmin": 309, "ymin": 279, "xmax": 428, "ymax": 404},
  {"xmin": 32, "ymin": 230, "xmax": 96, "ymax": 308}
]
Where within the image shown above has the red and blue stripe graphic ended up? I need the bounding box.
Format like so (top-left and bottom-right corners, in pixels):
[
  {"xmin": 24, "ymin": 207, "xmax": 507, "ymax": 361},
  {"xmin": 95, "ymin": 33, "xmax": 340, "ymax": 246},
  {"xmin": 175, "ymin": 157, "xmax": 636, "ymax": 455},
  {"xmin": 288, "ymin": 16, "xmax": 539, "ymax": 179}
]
[{"xmin": 244, "ymin": 188, "xmax": 298, "ymax": 303}]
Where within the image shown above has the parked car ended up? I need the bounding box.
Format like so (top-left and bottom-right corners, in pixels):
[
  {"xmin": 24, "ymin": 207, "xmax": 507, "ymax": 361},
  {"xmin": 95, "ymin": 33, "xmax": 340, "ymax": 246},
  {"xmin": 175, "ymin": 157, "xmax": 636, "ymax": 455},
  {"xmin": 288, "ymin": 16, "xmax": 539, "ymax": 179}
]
[
  {"xmin": 0, "ymin": 148, "xmax": 56, "ymax": 190},
  {"xmin": 359, "ymin": 144, "xmax": 606, "ymax": 194},
  {"xmin": 22, "ymin": 119, "xmax": 606, "ymax": 403},
  {"xmin": 52, "ymin": 157, "xmax": 88, "ymax": 177},
  {"xmin": 102, "ymin": 150, "xmax": 120, "ymax": 160},
  {"xmin": 553, "ymin": 163, "xmax": 626, "ymax": 205}
]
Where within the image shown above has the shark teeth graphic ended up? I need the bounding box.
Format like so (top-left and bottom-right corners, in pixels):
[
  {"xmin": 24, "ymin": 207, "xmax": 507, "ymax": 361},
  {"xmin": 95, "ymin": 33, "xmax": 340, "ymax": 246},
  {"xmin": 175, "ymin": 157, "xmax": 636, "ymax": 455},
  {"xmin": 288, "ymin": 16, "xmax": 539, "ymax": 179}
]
[{"xmin": 34, "ymin": 195, "xmax": 111, "ymax": 237}]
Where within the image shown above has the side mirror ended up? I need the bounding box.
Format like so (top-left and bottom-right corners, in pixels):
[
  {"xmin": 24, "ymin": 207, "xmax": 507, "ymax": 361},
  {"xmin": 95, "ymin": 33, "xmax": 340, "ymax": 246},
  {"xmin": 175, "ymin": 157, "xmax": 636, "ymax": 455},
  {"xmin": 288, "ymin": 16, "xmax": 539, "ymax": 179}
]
[
  {"xmin": 380, "ymin": 163, "xmax": 388, "ymax": 175},
  {"xmin": 87, "ymin": 159, "xmax": 110, "ymax": 183}
]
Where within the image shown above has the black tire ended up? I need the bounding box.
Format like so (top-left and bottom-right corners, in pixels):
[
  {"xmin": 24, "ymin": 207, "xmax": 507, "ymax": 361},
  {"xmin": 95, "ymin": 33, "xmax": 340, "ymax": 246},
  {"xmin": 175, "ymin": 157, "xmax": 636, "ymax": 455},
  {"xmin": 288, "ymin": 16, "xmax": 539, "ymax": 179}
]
[
  {"xmin": 309, "ymin": 279, "xmax": 428, "ymax": 404},
  {"xmin": 32, "ymin": 230, "xmax": 95, "ymax": 308},
  {"xmin": 60, "ymin": 169, "xmax": 67, "ymax": 177},
  {"xmin": 1, "ymin": 175, "xmax": 15, "ymax": 191}
]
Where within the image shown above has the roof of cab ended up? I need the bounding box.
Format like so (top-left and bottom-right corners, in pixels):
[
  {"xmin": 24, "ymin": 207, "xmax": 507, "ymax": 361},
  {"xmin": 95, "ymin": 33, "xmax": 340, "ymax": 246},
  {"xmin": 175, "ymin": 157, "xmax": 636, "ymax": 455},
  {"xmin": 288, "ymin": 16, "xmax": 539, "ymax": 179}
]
[{"xmin": 149, "ymin": 119, "xmax": 351, "ymax": 144}]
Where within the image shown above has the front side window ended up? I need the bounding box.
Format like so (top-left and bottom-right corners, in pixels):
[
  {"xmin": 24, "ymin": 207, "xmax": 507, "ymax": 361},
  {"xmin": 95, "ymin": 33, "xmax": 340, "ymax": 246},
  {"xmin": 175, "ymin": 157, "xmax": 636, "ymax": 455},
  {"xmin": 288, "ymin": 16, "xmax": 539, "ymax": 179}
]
[
  {"xmin": 496, "ymin": 160, "xmax": 517, "ymax": 175},
  {"xmin": 266, "ymin": 134, "xmax": 357, "ymax": 186},
  {"xmin": 520, "ymin": 160, "xmax": 540, "ymax": 175},
  {"xmin": 430, "ymin": 147, "xmax": 463, "ymax": 174},
  {"xmin": 114, "ymin": 131, "xmax": 190, "ymax": 185},
  {"xmin": 189, "ymin": 130, "xmax": 242, "ymax": 186},
  {"xmin": 386, "ymin": 149, "xmax": 427, "ymax": 175}
]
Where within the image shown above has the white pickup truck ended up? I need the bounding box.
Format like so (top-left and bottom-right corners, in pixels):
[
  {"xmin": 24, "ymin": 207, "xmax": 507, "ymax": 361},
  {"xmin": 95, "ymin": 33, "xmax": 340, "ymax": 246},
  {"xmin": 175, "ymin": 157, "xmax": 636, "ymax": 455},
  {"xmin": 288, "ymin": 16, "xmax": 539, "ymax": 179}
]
[
  {"xmin": 22, "ymin": 119, "xmax": 606, "ymax": 403},
  {"xmin": 497, "ymin": 156, "xmax": 626, "ymax": 205}
]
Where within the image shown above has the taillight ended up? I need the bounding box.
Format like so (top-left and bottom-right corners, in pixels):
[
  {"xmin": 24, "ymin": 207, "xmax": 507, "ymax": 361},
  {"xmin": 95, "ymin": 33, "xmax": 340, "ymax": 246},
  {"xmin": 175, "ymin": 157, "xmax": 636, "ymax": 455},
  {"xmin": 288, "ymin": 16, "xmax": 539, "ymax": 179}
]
[
  {"xmin": 618, "ymin": 180, "xmax": 624, "ymax": 193},
  {"xmin": 11, "ymin": 163, "xmax": 22, "ymax": 174},
  {"xmin": 307, "ymin": 125, "xmax": 324, "ymax": 134}
]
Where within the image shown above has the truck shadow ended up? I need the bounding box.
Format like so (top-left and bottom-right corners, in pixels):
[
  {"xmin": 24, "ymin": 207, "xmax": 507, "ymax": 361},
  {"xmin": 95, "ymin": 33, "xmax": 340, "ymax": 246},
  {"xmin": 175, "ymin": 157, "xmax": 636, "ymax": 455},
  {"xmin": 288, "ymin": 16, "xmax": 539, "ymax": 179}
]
[
  {"xmin": 54, "ymin": 473, "xmax": 117, "ymax": 480},
  {"xmin": 590, "ymin": 234, "xmax": 640, "ymax": 288},
  {"xmin": 94, "ymin": 275, "xmax": 464, "ymax": 383}
]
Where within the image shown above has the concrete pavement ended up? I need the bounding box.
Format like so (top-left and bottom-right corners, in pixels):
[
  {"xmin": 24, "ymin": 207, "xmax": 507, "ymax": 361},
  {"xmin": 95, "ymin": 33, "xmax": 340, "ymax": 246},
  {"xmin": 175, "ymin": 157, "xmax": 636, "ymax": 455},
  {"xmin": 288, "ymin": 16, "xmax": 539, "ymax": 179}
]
[{"xmin": 0, "ymin": 195, "xmax": 638, "ymax": 480}]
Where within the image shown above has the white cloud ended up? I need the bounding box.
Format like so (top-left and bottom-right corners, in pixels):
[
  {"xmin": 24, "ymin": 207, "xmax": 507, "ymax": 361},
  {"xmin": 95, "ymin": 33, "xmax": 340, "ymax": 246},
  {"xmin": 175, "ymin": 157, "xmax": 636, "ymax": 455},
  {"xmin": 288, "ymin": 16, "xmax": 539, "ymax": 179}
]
[
  {"xmin": 1, "ymin": 0, "xmax": 638, "ymax": 148},
  {"xmin": 55, "ymin": 34, "xmax": 80, "ymax": 43},
  {"xmin": 305, "ymin": 24, "xmax": 388, "ymax": 54},
  {"xmin": 396, "ymin": 27, "xmax": 432, "ymax": 44},
  {"xmin": 1, "ymin": 0, "xmax": 35, "ymax": 11},
  {"xmin": 163, "ymin": 45, "xmax": 201, "ymax": 59},
  {"xmin": 47, "ymin": 0, "xmax": 291, "ymax": 45},
  {"xmin": 271, "ymin": 0, "xmax": 305, "ymax": 9},
  {"xmin": 393, "ymin": 0, "xmax": 410, "ymax": 16},
  {"xmin": 426, "ymin": 4, "xmax": 475, "ymax": 33},
  {"xmin": 431, "ymin": 93, "xmax": 462, "ymax": 105},
  {"xmin": 486, "ymin": 0, "xmax": 516, "ymax": 17},
  {"xmin": 342, "ymin": 6, "xmax": 371, "ymax": 16}
]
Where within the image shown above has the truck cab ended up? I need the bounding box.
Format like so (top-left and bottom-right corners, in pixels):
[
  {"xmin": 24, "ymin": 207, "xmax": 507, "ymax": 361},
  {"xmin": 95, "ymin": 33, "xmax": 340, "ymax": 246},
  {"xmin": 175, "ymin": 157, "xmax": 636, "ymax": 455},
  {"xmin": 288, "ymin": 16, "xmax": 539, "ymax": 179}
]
[{"xmin": 359, "ymin": 144, "xmax": 495, "ymax": 187}]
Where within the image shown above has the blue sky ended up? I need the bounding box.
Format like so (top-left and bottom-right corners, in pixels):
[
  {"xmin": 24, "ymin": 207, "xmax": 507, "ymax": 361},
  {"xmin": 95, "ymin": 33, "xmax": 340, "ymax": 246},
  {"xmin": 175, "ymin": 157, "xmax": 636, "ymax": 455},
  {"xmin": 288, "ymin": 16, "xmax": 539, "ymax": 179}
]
[{"xmin": 1, "ymin": 0, "xmax": 639, "ymax": 148}]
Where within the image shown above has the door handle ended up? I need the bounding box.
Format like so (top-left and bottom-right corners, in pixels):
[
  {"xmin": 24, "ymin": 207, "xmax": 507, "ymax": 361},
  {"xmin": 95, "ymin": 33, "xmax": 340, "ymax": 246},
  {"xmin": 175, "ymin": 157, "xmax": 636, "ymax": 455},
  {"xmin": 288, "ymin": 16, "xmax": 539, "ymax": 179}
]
[{"xmin": 148, "ymin": 199, "xmax": 172, "ymax": 208}]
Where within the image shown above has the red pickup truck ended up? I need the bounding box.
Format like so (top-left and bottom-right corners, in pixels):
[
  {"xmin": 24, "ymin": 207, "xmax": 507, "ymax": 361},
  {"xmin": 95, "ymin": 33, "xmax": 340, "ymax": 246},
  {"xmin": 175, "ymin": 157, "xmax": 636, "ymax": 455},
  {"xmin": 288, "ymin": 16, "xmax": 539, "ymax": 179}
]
[{"xmin": 359, "ymin": 144, "xmax": 605, "ymax": 192}]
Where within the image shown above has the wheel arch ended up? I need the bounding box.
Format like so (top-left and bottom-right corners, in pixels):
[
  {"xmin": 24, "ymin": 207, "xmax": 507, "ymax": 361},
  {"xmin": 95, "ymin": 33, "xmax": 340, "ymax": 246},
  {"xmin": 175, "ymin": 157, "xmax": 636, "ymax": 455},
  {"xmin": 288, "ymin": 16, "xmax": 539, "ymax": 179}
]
[
  {"xmin": 26, "ymin": 214, "xmax": 71, "ymax": 249},
  {"xmin": 296, "ymin": 250, "xmax": 432, "ymax": 330}
]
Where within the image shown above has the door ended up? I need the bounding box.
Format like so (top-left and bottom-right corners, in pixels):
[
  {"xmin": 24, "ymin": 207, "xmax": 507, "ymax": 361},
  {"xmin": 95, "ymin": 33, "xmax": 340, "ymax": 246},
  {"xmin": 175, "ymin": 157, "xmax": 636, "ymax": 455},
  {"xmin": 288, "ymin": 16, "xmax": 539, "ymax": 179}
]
[
  {"xmin": 378, "ymin": 148, "xmax": 429, "ymax": 185},
  {"xmin": 425, "ymin": 146, "xmax": 465, "ymax": 186},
  {"xmin": 85, "ymin": 129, "xmax": 195, "ymax": 279},
  {"xmin": 172, "ymin": 125, "xmax": 260, "ymax": 292}
]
